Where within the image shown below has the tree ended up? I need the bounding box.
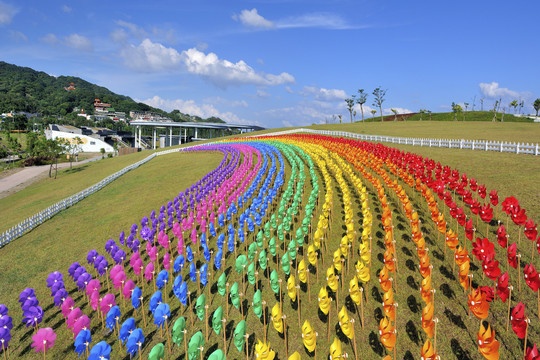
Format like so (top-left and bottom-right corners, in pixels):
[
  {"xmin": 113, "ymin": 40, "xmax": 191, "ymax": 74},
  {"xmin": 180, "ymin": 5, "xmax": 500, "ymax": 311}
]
[
  {"xmin": 345, "ymin": 97, "xmax": 355, "ymax": 123},
  {"xmin": 391, "ymin": 108, "xmax": 398, "ymax": 121},
  {"xmin": 419, "ymin": 109, "xmax": 426, "ymax": 121},
  {"xmin": 491, "ymin": 100, "xmax": 499, "ymax": 122},
  {"xmin": 370, "ymin": 109, "xmax": 377, "ymax": 119},
  {"xmin": 338, "ymin": 115, "xmax": 342, "ymax": 124},
  {"xmin": 451, "ymin": 102, "xmax": 462, "ymax": 121},
  {"xmin": 59, "ymin": 137, "xmax": 83, "ymax": 169},
  {"xmin": 113, "ymin": 141, "xmax": 118, "ymax": 156},
  {"xmin": 534, "ymin": 98, "xmax": 540, "ymax": 117},
  {"xmin": 463, "ymin": 102, "xmax": 469, "ymax": 121},
  {"xmin": 100, "ymin": 147, "xmax": 105, "ymax": 159},
  {"xmin": 45, "ymin": 139, "xmax": 63, "ymax": 178},
  {"xmin": 480, "ymin": 98, "xmax": 484, "ymax": 111},
  {"xmin": 372, "ymin": 87, "xmax": 387, "ymax": 122},
  {"xmin": 510, "ymin": 100, "xmax": 518, "ymax": 114},
  {"xmin": 356, "ymin": 89, "xmax": 368, "ymax": 122}
]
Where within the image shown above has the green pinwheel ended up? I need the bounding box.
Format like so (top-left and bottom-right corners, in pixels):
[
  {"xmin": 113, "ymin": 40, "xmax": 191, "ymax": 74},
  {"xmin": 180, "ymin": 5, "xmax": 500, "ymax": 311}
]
[
  {"xmin": 270, "ymin": 213, "xmax": 277, "ymax": 229},
  {"xmin": 281, "ymin": 252, "xmax": 291, "ymax": 275},
  {"xmin": 247, "ymin": 262, "xmax": 256, "ymax": 285},
  {"xmin": 268, "ymin": 237, "xmax": 277, "ymax": 257},
  {"xmin": 148, "ymin": 343, "xmax": 165, "ymax": 360},
  {"xmin": 235, "ymin": 255, "xmax": 247, "ymax": 274},
  {"xmin": 252, "ymin": 289, "xmax": 262, "ymax": 318},
  {"xmin": 234, "ymin": 320, "xmax": 246, "ymax": 352},
  {"xmin": 248, "ymin": 242, "xmax": 257, "ymax": 262},
  {"xmin": 270, "ymin": 270, "xmax": 279, "ymax": 294},
  {"xmin": 208, "ymin": 349, "xmax": 225, "ymax": 360},
  {"xmin": 171, "ymin": 317, "xmax": 186, "ymax": 346},
  {"xmin": 277, "ymin": 224, "xmax": 284, "ymax": 242},
  {"xmin": 211, "ymin": 306, "xmax": 223, "ymax": 335},
  {"xmin": 230, "ymin": 282, "xmax": 240, "ymax": 308},
  {"xmin": 302, "ymin": 217, "xmax": 310, "ymax": 235},
  {"xmin": 288, "ymin": 239, "xmax": 297, "ymax": 261},
  {"xmin": 188, "ymin": 331, "xmax": 205, "ymax": 360},
  {"xmin": 256, "ymin": 230, "xmax": 264, "ymax": 248},
  {"xmin": 258, "ymin": 249, "xmax": 268, "ymax": 271},
  {"xmin": 195, "ymin": 294, "xmax": 206, "ymax": 321},
  {"xmin": 264, "ymin": 221, "xmax": 271, "ymax": 238},
  {"xmin": 217, "ymin": 273, "xmax": 227, "ymax": 296},
  {"xmin": 295, "ymin": 227, "xmax": 304, "ymax": 247}
]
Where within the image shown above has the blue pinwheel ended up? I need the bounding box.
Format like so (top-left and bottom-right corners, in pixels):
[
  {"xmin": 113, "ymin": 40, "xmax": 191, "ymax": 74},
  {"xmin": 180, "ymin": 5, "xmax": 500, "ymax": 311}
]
[
  {"xmin": 217, "ymin": 233, "xmax": 225, "ymax": 251},
  {"xmin": 186, "ymin": 246, "xmax": 194, "ymax": 263},
  {"xmin": 238, "ymin": 230, "xmax": 245, "ymax": 244},
  {"xmin": 177, "ymin": 282, "xmax": 188, "ymax": 306},
  {"xmin": 106, "ymin": 305, "xmax": 121, "ymax": 332},
  {"xmin": 74, "ymin": 329, "xmax": 91, "ymax": 357},
  {"xmin": 119, "ymin": 318, "xmax": 135, "ymax": 344},
  {"xmin": 227, "ymin": 232, "xmax": 235, "ymax": 253},
  {"xmin": 156, "ymin": 270, "xmax": 169, "ymax": 290},
  {"xmin": 131, "ymin": 287, "xmax": 142, "ymax": 310},
  {"xmin": 209, "ymin": 222, "xmax": 216, "ymax": 237},
  {"xmin": 153, "ymin": 303, "xmax": 170, "ymax": 327},
  {"xmin": 200, "ymin": 232, "xmax": 207, "ymax": 247},
  {"xmin": 218, "ymin": 213, "xmax": 224, "ymax": 227},
  {"xmin": 88, "ymin": 340, "xmax": 111, "ymax": 360},
  {"xmin": 189, "ymin": 263, "xmax": 197, "ymax": 283},
  {"xmin": 203, "ymin": 245, "xmax": 211, "ymax": 262},
  {"xmin": 247, "ymin": 217, "xmax": 255, "ymax": 232},
  {"xmin": 200, "ymin": 263, "xmax": 208, "ymax": 287},
  {"xmin": 173, "ymin": 256, "xmax": 184, "ymax": 274},
  {"xmin": 214, "ymin": 249, "xmax": 223, "ymax": 270},
  {"xmin": 126, "ymin": 328, "xmax": 144, "ymax": 357},
  {"xmin": 149, "ymin": 291, "xmax": 162, "ymax": 314}
]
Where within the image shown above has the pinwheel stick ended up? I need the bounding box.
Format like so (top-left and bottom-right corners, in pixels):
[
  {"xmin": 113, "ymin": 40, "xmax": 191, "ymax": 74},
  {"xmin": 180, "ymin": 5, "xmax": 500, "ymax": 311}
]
[
  {"xmin": 279, "ymin": 280, "xmax": 283, "ymax": 314},
  {"xmin": 307, "ymin": 268, "xmax": 311, "ymax": 302},
  {"xmin": 434, "ymin": 318, "xmax": 438, "ymax": 349},
  {"xmin": 523, "ymin": 318, "xmax": 529, "ymax": 357},
  {"xmin": 506, "ymin": 287, "xmax": 513, "ymax": 332},
  {"xmin": 360, "ymin": 287, "xmax": 365, "ymax": 330},
  {"xmin": 141, "ymin": 298, "xmax": 147, "ymax": 328},
  {"xmin": 244, "ymin": 334, "xmax": 249, "ymax": 360},
  {"xmin": 352, "ymin": 319, "xmax": 358, "ymax": 360},
  {"xmin": 518, "ymin": 254, "xmax": 522, "ymax": 292},
  {"xmin": 188, "ymin": 291, "xmax": 194, "ymax": 326},
  {"xmin": 283, "ymin": 314, "xmax": 288, "ymax": 359},
  {"xmin": 222, "ymin": 319, "xmax": 227, "ymax": 355},
  {"xmin": 226, "ymin": 284, "xmax": 229, "ymax": 317},
  {"xmin": 296, "ymin": 285, "xmax": 301, "ymax": 327},
  {"xmin": 327, "ymin": 300, "xmax": 332, "ymax": 342},
  {"xmin": 205, "ymin": 305, "xmax": 209, "ymax": 341},
  {"xmin": 165, "ymin": 317, "xmax": 172, "ymax": 354},
  {"xmin": 184, "ymin": 330, "xmax": 188, "ymax": 358}
]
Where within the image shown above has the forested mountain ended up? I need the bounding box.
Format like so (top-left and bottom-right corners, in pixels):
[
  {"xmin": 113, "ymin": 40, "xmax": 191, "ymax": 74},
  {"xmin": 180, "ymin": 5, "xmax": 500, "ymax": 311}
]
[{"xmin": 0, "ymin": 61, "xmax": 224, "ymax": 123}]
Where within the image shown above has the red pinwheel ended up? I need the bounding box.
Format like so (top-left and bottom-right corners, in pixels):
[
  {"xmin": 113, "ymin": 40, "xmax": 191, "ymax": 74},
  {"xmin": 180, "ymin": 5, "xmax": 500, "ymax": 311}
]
[
  {"xmin": 472, "ymin": 238, "xmax": 495, "ymax": 262},
  {"xmin": 479, "ymin": 286, "xmax": 495, "ymax": 302},
  {"xmin": 496, "ymin": 224, "xmax": 508, "ymax": 248},
  {"xmin": 31, "ymin": 328, "xmax": 56, "ymax": 357},
  {"xmin": 479, "ymin": 204, "xmax": 493, "ymax": 223},
  {"xmin": 482, "ymin": 258, "xmax": 501, "ymax": 281},
  {"xmin": 470, "ymin": 178, "xmax": 478, "ymax": 192},
  {"xmin": 478, "ymin": 184, "xmax": 486, "ymax": 199},
  {"xmin": 510, "ymin": 302, "xmax": 528, "ymax": 339},
  {"xmin": 465, "ymin": 219, "xmax": 475, "ymax": 241},
  {"xmin": 524, "ymin": 219, "xmax": 538, "ymax": 242},
  {"xmin": 511, "ymin": 206, "xmax": 527, "ymax": 226},
  {"xmin": 489, "ymin": 190, "xmax": 499, "ymax": 207},
  {"xmin": 463, "ymin": 191, "xmax": 474, "ymax": 206},
  {"xmin": 502, "ymin": 196, "xmax": 519, "ymax": 215},
  {"xmin": 525, "ymin": 344, "xmax": 539, "ymax": 360},
  {"xmin": 456, "ymin": 207, "xmax": 467, "ymax": 226},
  {"xmin": 471, "ymin": 199, "xmax": 481, "ymax": 215},
  {"xmin": 496, "ymin": 272, "xmax": 510, "ymax": 303},
  {"xmin": 523, "ymin": 264, "xmax": 540, "ymax": 292},
  {"xmin": 507, "ymin": 243, "xmax": 518, "ymax": 269}
]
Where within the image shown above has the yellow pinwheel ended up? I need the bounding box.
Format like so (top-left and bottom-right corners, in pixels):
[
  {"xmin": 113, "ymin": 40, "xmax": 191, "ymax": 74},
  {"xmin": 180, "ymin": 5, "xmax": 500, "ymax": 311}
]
[
  {"xmin": 355, "ymin": 260, "xmax": 371, "ymax": 283},
  {"xmin": 338, "ymin": 306, "xmax": 354, "ymax": 339},
  {"xmin": 326, "ymin": 266, "xmax": 339, "ymax": 292},
  {"xmin": 358, "ymin": 242, "xmax": 371, "ymax": 265},
  {"xmin": 301, "ymin": 320, "xmax": 317, "ymax": 352},
  {"xmin": 298, "ymin": 259, "xmax": 307, "ymax": 283},
  {"xmin": 254, "ymin": 339, "xmax": 275, "ymax": 360},
  {"xmin": 329, "ymin": 337, "xmax": 343, "ymax": 360},
  {"xmin": 340, "ymin": 235, "xmax": 349, "ymax": 256},
  {"xmin": 318, "ymin": 286, "xmax": 331, "ymax": 315},
  {"xmin": 307, "ymin": 245, "xmax": 317, "ymax": 266},
  {"xmin": 287, "ymin": 276, "xmax": 296, "ymax": 301},
  {"xmin": 333, "ymin": 249, "xmax": 343, "ymax": 272},
  {"xmin": 349, "ymin": 276, "xmax": 362, "ymax": 305},
  {"xmin": 271, "ymin": 303, "xmax": 283, "ymax": 333},
  {"xmin": 288, "ymin": 352, "xmax": 301, "ymax": 360}
]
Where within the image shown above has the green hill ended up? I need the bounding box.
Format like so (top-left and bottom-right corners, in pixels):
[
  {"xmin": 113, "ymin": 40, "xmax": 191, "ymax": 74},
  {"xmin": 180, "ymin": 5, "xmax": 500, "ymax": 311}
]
[{"xmin": 0, "ymin": 61, "xmax": 224, "ymax": 123}]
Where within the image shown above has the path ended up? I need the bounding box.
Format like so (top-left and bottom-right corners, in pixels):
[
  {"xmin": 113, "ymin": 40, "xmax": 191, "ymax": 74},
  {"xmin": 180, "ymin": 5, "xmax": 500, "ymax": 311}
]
[{"xmin": 0, "ymin": 156, "xmax": 100, "ymax": 199}]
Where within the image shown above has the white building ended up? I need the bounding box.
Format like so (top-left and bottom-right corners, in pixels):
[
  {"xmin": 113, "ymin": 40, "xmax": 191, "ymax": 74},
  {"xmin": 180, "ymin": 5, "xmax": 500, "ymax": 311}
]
[{"xmin": 45, "ymin": 129, "xmax": 114, "ymax": 153}]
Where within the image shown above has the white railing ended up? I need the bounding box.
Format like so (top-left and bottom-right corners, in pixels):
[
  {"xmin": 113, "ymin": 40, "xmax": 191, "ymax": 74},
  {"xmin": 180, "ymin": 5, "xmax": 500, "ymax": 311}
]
[
  {"xmin": 253, "ymin": 128, "xmax": 540, "ymax": 155},
  {"xmin": 0, "ymin": 143, "xmax": 205, "ymax": 249}
]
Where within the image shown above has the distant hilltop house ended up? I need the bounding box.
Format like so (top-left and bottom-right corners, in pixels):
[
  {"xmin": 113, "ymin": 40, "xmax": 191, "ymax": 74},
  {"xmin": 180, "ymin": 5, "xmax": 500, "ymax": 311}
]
[
  {"xmin": 129, "ymin": 111, "xmax": 172, "ymax": 122},
  {"xmin": 93, "ymin": 99, "xmax": 126, "ymax": 122},
  {"xmin": 64, "ymin": 82, "xmax": 76, "ymax": 91}
]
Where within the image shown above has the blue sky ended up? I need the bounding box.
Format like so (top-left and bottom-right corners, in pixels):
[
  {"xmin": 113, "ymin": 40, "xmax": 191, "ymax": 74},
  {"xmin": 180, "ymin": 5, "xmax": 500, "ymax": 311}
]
[{"xmin": 1, "ymin": 0, "xmax": 539, "ymax": 128}]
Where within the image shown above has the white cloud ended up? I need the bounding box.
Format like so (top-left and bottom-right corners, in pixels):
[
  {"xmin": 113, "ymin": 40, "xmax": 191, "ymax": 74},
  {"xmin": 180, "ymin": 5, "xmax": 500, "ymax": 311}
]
[
  {"xmin": 140, "ymin": 95, "xmax": 261, "ymax": 126},
  {"xmin": 301, "ymin": 85, "xmax": 347, "ymax": 102},
  {"xmin": 285, "ymin": 86, "xmax": 294, "ymax": 94},
  {"xmin": 110, "ymin": 28, "xmax": 128, "ymax": 43},
  {"xmin": 40, "ymin": 33, "xmax": 59, "ymax": 45},
  {"xmin": 233, "ymin": 8, "xmax": 274, "ymax": 29},
  {"xmin": 203, "ymin": 96, "xmax": 249, "ymax": 108},
  {"xmin": 9, "ymin": 30, "xmax": 26, "ymax": 42},
  {"xmin": 61, "ymin": 5, "xmax": 71, "ymax": 13},
  {"xmin": 64, "ymin": 34, "xmax": 93, "ymax": 52},
  {"xmin": 180, "ymin": 47, "xmax": 294, "ymax": 87},
  {"xmin": 276, "ymin": 13, "xmax": 358, "ymax": 30},
  {"xmin": 256, "ymin": 90, "xmax": 271, "ymax": 98},
  {"xmin": 383, "ymin": 107, "xmax": 412, "ymax": 115},
  {"xmin": 0, "ymin": 1, "xmax": 17, "ymax": 24},
  {"xmin": 479, "ymin": 82, "xmax": 520, "ymax": 99},
  {"xmin": 116, "ymin": 20, "xmax": 147, "ymax": 39},
  {"xmin": 120, "ymin": 39, "xmax": 182, "ymax": 72}
]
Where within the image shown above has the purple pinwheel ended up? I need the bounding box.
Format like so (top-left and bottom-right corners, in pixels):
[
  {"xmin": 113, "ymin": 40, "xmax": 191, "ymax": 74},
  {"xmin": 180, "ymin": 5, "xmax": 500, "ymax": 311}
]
[
  {"xmin": 119, "ymin": 317, "xmax": 135, "ymax": 344},
  {"xmin": 31, "ymin": 327, "xmax": 56, "ymax": 357},
  {"xmin": 53, "ymin": 289, "xmax": 68, "ymax": 307},
  {"xmin": 105, "ymin": 239, "xmax": 116, "ymax": 253},
  {"xmin": 73, "ymin": 266, "xmax": 87, "ymax": 282},
  {"xmin": 119, "ymin": 231, "xmax": 125, "ymax": 246},
  {"xmin": 66, "ymin": 307, "xmax": 83, "ymax": 330},
  {"xmin": 96, "ymin": 259, "xmax": 109, "ymax": 276},
  {"xmin": 105, "ymin": 305, "xmax": 121, "ymax": 332},
  {"xmin": 46, "ymin": 272, "xmax": 64, "ymax": 288},
  {"xmin": 86, "ymin": 250, "xmax": 98, "ymax": 265},
  {"xmin": 110, "ymin": 245, "xmax": 119, "ymax": 259},
  {"xmin": 22, "ymin": 305, "xmax": 43, "ymax": 328},
  {"xmin": 94, "ymin": 255, "xmax": 105, "ymax": 269},
  {"xmin": 50, "ymin": 281, "xmax": 65, "ymax": 297},
  {"xmin": 131, "ymin": 223, "xmax": 138, "ymax": 235},
  {"xmin": 112, "ymin": 249, "xmax": 126, "ymax": 265},
  {"xmin": 0, "ymin": 327, "xmax": 11, "ymax": 355},
  {"xmin": 131, "ymin": 239, "xmax": 140, "ymax": 253},
  {"xmin": 72, "ymin": 315, "xmax": 91, "ymax": 339},
  {"xmin": 126, "ymin": 328, "xmax": 144, "ymax": 357},
  {"xmin": 19, "ymin": 288, "xmax": 36, "ymax": 304},
  {"xmin": 0, "ymin": 305, "xmax": 7, "ymax": 316},
  {"xmin": 68, "ymin": 262, "xmax": 81, "ymax": 278},
  {"xmin": 0, "ymin": 312, "xmax": 12, "ymax": 332},
  {"xmin": 21, "ymin": 296, "xmax": 39, "ymax": 311},
  {"xmin": 88, "ymin": 340, "xmax": 111, "ymax": 360},
  {"xmin": 74, "ymin": 329, "xmax": 91, "ymax": 357},
  {"xmin": 76, "ymin": 273, "xmax": 92, "ymax": 291},
  {"xmin": 126, "ymin": 234, "xmax": 134, "ymax": 248}
]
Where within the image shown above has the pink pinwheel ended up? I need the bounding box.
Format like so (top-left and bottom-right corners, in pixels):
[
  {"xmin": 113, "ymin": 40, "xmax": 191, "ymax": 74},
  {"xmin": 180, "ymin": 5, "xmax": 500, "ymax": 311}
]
[
  {"xmin": 158, "ymin": 234, "xmax": 169, "ymax": 250},
  {"xmin": 163, "ymin": 253, "xmax": 170, "ymax": 271},
  {"xmin": 129, "ymin": 252, "xmax": 141, "ymax": 269},
  {"xmin": 144, "ymin": 263, "xmax": 155, "ymax": 283},
  {"xmin": 147, "ymin": 246, "xmax": 158, "ymax": 263},
  {"xmin": 109, "ymin": 264, "xmax": 124, "ymax": 280},
  {"xmin": 72, "ymin": 315, "xmax": 91, "ymax": 339},
  {"xmin": 61, "ymin": 297, "xmax": 75, "ymax": 318},
  {"xmin": 190, "ymin": 228, "xmax": 197, "ymax": 245},
  {"xmin": 177, "ymin": 236, "xmax": 184, "ymax": 255},
  {"xmin": 90, "ymin": 292, "xmax": 100, "ymax": 311},
  {"xmin": 86, "ymin": 279, "xmax": 101, "ymax": 298},
  {"xmin": 112, "ymin": 271, "xmax": 127, "ymax": 291},
  {"xmin": 100, "ymin": 294, "xmax": 116, "ymax": 315},
  {"xmin": 133, "ymin": 259, "xmax": 143, "ymax": 276},
  {"xmin": 123, "ymin": 279, "xmax": 136, "ymax": 300},
  {"xmin": 66, "ymin": 307, "xmax": 83, "ymax": 329},
  {"xmin": 31, "ymin": 327, "xmax": 56, "ymax": 356}
]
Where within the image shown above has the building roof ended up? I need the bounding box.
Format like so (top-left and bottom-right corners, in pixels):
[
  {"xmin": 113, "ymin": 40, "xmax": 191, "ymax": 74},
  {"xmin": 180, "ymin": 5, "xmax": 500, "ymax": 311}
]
[{"xmin": 129, "ymin": 120, "xmax": 264, "ymax": 131}]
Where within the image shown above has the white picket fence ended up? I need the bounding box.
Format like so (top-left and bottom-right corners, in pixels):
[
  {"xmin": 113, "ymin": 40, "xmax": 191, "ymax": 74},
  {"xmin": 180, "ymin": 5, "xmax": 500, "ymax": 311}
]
[
  {"xmin": 255, "ymin": 128, "xmax": 540, "ymax": 155},
  {"xmin": 0, "ymin": 145, "xmax": 204, "ymax": 249}
]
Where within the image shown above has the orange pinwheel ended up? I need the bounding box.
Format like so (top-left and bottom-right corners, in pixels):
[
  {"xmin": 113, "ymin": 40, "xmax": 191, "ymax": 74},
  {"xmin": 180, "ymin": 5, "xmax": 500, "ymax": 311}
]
[
  {"xmin": 382, "ymin": 289, "xmax": 395, "ymax": 321},
  {"xmin": 419, "ymin": 253, "xmax": 431, "ymax": 278},
  {"xmin": 468, "ymin": 287, "xmax": 489, "ymax": 320},
  {"xmin": 421, "ymin": 275, "xmax": 432, "ymax": 304},
  {"xmin": 384, "ymin": 249, "xmax": 395, "ymax": 273},
  {"xmin": 421, "ymin": 302, "xmax": 435, "ymax": 338},
  {"xmin": 378, "ymin": 266, "xmax": 392, "ymax": 292},
  {"xmin": 445, "ymin": 229, "xmax": 459, "ymax": 252},
  {"xmin": 416, "ymin": 236, "xmax": 427, "ymax": 258},
  {"xmin": 421, "ymin": 339, "xmax": 439, "ymax": 360},
  {"xmin": 454, "ymin": 245, "xmax": 470, "ymax": 267},
  {"xmin": 436, "ymin": 214, "xmax": 446, "ymax": 234},
  {"xmin": 459, "ymin": 261, "xmax": 470, "ymax": 290},
  {"xmin": 477, "ymin": 323, "xmax": 500, "ymax": 360},
  {"xmin": 378, "ymin": 316, "xmax": 396, "ymax": 351}
]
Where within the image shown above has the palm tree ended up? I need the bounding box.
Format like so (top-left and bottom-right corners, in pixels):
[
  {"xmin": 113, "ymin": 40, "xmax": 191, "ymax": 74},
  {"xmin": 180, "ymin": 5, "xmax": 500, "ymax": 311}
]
[
  {"xmin": 356, "ymin": 89, "xmax": 368, "ymax": 122},
  {"xmin": 391, "ymin": 109, "xmax": 398, "ymax": 121},
  {"xmin": 372, "ymin": 87, "xmax": 387, "ymax": 122},
  {"xmin": 370, "ymin": 109, "xmax": 377, "ymax": 120},
  {"xmin": 534, "ymin": 98, "xmax": 540, "ymax": 117},
  {"xmin": 345, "ymin": 97, "xmax": 355, "ymax": 123}
]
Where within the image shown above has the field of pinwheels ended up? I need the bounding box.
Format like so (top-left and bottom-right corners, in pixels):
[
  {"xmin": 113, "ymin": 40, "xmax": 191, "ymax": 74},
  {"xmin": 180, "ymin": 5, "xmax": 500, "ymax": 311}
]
[{"xmin": 0, "ymin": 132, "xmax": 539, "ymax": 360}]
